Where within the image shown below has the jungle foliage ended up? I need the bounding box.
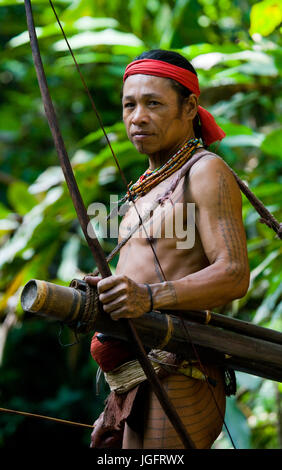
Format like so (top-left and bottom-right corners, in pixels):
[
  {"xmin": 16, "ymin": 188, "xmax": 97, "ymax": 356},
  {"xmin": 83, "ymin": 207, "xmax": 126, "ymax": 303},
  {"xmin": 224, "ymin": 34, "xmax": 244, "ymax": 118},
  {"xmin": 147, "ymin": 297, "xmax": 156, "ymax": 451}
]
[{"xmin": 0, "ymin": 0, "xmax": 281, "ymax": 449}]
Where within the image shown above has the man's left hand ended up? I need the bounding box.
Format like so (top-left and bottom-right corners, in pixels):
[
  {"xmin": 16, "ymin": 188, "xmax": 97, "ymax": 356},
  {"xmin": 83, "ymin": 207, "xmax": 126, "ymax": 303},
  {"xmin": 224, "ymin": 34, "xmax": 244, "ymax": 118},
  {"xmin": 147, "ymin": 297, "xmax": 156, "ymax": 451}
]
[{"xmin": 84, "ymin": 275, "xmax": 151, "ymax": 320}]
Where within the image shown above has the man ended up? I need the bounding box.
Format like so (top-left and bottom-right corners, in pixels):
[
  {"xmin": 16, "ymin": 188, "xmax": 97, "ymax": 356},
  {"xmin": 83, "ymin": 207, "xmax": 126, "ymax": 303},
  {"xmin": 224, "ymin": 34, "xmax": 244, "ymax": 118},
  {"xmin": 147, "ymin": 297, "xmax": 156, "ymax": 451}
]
[{"xmin": 86, "ymin": 49, "xmax": 250, "ymax": 449}]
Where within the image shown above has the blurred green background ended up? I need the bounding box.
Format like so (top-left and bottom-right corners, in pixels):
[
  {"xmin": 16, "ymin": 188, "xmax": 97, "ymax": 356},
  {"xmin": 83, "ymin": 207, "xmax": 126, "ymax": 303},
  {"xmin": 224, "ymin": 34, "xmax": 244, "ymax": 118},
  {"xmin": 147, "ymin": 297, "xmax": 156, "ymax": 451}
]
[{"xmin": 0, "ymin": 0, "xmax": 281, "ymax": 449}]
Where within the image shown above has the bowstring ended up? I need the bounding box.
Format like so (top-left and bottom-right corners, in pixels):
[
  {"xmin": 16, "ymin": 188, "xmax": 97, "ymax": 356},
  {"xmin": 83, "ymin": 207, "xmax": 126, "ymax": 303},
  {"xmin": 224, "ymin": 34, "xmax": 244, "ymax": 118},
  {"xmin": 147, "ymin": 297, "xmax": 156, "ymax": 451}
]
[
  {"xmin": 48, "ymin": 0, "xmax": 128, "ymax": 190},
  {"xmin": 48, "ymin": 0, "xmax": 236, "ymax": 448}
]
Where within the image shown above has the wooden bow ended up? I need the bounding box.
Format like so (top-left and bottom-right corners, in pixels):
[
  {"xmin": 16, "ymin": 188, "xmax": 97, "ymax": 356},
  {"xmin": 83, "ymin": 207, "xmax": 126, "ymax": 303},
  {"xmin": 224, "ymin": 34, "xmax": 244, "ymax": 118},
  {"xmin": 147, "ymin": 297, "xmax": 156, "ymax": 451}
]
[{"xmin": 24, "ymin": 0, "xmax": 195, "ymax": 449}]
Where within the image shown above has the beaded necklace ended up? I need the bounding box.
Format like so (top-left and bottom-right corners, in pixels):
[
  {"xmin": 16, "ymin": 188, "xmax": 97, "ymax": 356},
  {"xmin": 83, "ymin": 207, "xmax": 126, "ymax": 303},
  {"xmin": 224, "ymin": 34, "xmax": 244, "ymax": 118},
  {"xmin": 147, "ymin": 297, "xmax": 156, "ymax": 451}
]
[{"xmin": 125, "ymin": 138, "xmax": 203, "ymax": 201}]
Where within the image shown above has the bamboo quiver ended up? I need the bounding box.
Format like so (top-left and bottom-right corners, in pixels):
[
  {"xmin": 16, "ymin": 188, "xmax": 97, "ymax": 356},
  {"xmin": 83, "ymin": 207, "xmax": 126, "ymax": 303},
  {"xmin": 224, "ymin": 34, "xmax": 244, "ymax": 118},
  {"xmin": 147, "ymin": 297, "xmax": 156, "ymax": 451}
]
[{"xmin": 21, "ymin": 279, "xmax": 282, "ymax": 383}]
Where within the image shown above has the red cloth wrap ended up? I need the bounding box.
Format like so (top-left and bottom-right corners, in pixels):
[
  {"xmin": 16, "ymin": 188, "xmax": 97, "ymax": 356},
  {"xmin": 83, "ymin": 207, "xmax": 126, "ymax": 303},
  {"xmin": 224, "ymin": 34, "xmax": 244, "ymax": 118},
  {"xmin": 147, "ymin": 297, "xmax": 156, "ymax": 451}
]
[
  {"xmin": 123, "ymin": 59, "xmax": 226, "ymax": 146},
  {"xmin": 91, "ymin": 332, "xmax": 135, "ymax": 372}
]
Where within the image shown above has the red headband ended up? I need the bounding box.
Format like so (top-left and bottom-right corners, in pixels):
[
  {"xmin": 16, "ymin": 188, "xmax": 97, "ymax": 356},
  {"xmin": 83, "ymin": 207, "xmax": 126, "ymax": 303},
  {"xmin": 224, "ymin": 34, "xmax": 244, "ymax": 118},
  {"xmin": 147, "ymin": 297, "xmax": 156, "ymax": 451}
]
[{"xmin": 123, "ymin": 59, "xmax": 225, "ymax": 146}]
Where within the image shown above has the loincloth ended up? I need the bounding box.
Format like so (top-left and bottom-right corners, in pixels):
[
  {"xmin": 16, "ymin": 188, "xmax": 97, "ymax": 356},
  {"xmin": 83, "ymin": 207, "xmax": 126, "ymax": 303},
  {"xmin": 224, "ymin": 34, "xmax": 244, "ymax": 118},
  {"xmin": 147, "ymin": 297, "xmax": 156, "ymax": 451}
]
[{"xmin": 102, "ymin": 349, "xmax": 206, "ymax": 436}]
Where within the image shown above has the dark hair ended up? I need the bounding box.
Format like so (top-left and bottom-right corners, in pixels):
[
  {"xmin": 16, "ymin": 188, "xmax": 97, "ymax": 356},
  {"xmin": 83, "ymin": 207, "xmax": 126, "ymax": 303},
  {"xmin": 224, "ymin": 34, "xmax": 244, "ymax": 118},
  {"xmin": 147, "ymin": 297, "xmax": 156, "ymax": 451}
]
[
  {"xmin": 133, "ymin": 50, "xmax": 202, "ymax": 140},
  {"xmin": 134, "ymin": 49, "xmax": 197, "ymax": 81}
]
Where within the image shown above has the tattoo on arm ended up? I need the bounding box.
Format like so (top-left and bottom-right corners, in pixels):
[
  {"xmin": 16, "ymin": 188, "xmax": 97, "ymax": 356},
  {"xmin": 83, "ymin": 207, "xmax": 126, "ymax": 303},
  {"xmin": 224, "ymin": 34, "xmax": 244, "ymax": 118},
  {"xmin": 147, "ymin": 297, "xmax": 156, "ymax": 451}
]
[
  {"xmin": 167, "ymin": 281, "xmax": 178, "ymax": 304},
  {"xmin": 217, "ymin": 171, "xmax": 248, "ymax": 286},
  {"xmin": 152, "ymin": 280, "xmax": 178, "ymax": 310}
]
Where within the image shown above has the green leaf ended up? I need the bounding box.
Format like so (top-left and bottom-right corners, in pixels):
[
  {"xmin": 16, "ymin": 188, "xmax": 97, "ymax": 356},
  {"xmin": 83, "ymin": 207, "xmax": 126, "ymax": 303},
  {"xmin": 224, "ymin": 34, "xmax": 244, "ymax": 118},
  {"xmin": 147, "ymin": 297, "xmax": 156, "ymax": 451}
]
[
  {"xmin": 0, "ymin": 187, "xmax": 62, "ymax": 268},
  {"xmin": 251, "ymin": 182, "xmax": 282, "ymax": 198},
  {"xmin": 0, "ymin": 0, "xmax": 68, "ymax": 4},
  {"xmin": 0, "ymin": 218, "xmax": 19, "ymax": 234},
  {"xmin": 225, "ymin": 397, "xmax": 251, "ymax": 449},
  {"xmin": 216, "ymin": 120, "xmax": 254, "ymax": 136},
  {"xmin": 78, "ymin": 122, "xmax": 126, "ymax": 148},
  {"xmin": 253, "ymin": 275, "xmax": 282, "ymax": 323},
  {"xmin": 0, "ymin": 202, "xmax": 12, "ymax": 219},
  {"xmin": 237, "ymin": 61, "xmax": 278, "ymax": 77},
  {"xmin": 28, "ymin": 167, "xmax": 64, "ymax": 194},
  {"xmin": 181, "ymin": 43, "xmax": 242, "ymax": 59},
  {"xmin": 250, "ymin": 0, "xmax": 282, "ymax": 37},
  {"xmin": 129, "ymin": 0, "xmax": 145, "ymax": 36},
  {"xmin": 254, "ymin": 380, "xmax": 276, "ymax": 412},
  {"xmin": 222, "ymin": 134, "xmax": 264, "ymax": 148},
  {"xmin": 74, "ymin": 17, "xmax": 119, "ymax": 30},
  {"xmin": 7, "ymin": 182, "xmax": 37, "ymax": 215},
  {"xmin": 0, "ymin": 213, "xmax": 43, "ymax": 268},
  {"xmin": 57, "ymin": 51, "xmax": 115, "ymax": 67},
  {"xmin": 250, "ymin": 249, "xmax": 280, "ymax": 287},
  {"xmin": 192, "ymin": 50, "xmax": 278, "ymax": 76},
  {"xmin": 260, "ymin": 128, "xmax": 282, "ymax": 158},
  {"xmin": 53, "ymin": 29, "xmax": 143, "ymax": 51},
  {"xmin": 236, "ymin": 372, "xmax": 262, "ymax": 391},
  {"xmin": 57, "ymin": 235, "xmax": 80, "ymax": 282}
]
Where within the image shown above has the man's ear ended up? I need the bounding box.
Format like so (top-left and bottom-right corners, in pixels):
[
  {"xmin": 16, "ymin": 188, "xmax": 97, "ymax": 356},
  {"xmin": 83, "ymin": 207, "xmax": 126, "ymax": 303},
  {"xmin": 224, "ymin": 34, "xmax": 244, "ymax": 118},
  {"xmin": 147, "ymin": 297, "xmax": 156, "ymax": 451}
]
[{"xmin": 183, "ymin": 94, "xmax": 198, "ymax": 120}]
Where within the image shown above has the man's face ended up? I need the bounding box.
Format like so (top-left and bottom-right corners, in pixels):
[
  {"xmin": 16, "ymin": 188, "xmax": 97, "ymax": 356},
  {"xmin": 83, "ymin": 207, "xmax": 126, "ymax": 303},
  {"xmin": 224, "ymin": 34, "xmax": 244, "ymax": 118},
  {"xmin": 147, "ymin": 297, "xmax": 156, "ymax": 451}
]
[{"xmin": 122, "ymin": 74, "xmax": 194, "ymax": 159}]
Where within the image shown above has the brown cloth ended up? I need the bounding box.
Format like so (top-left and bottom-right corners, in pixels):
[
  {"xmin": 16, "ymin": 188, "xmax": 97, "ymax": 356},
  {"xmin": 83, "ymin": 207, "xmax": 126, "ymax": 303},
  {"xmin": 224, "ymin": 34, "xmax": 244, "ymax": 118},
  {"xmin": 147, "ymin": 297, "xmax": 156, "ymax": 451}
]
[
  {"xmin": 103, "ymin": 385, "xmax": 140, "ymax": 433},
  {"xmin": 97, "ymin": 352, "xmax": 180, "ymax": 447},
  {"xmin": 93, "ymin": 353, "xmax": 235, "ymax": 448},
  {"xmin": 90, "ymin": 384, "xmax": 143, "ymax": 448}
]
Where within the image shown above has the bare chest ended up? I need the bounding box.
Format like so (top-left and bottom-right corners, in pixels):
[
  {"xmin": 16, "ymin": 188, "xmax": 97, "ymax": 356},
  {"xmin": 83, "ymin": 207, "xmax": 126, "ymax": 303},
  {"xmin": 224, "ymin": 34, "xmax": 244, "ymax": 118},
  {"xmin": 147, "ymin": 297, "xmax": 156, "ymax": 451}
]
[
  {"xmin": 116, "ymin": 172, "xmax": 208, "ymax": 282},
  {"xmin": 120, "ymin": 178, "xmax": 191, "ymax": 242}
]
